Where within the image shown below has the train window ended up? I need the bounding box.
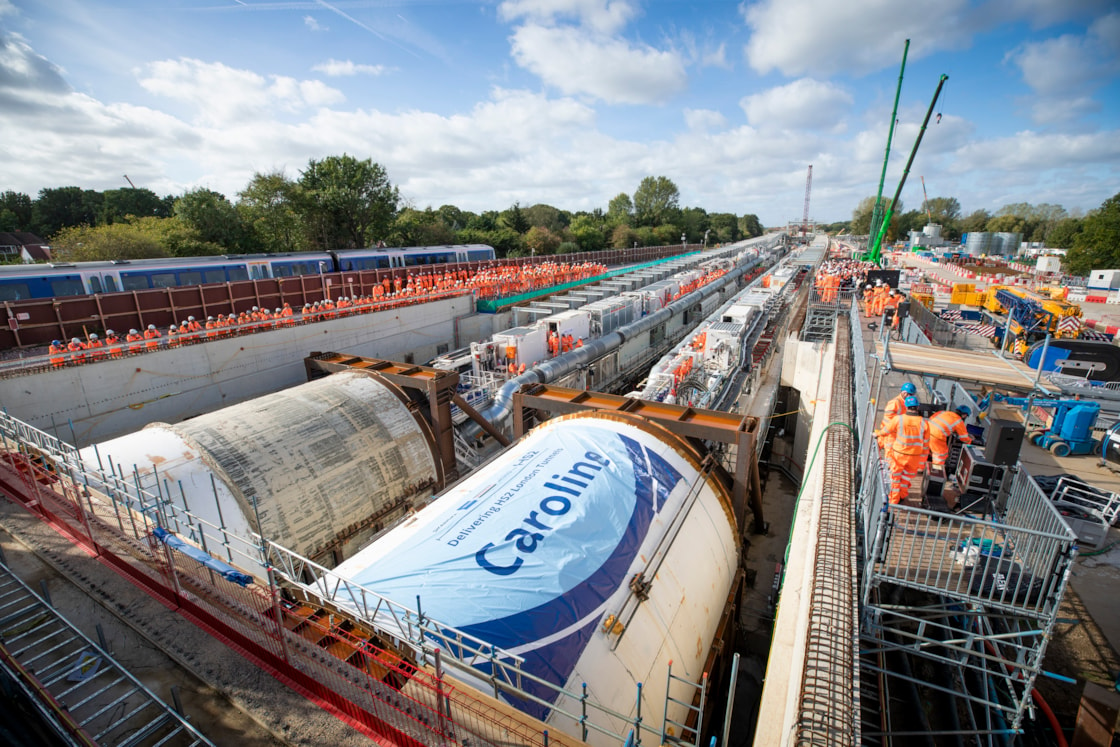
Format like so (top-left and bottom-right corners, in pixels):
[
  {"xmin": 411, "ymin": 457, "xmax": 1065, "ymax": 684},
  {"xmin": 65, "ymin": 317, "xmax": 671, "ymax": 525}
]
[
  {"xmin": 103, "ymin": 276, "xmax": 118, "ymax": 292},
  {"xmin": 149, "ymin": 273, "xmax": 176, "ymax": 288},
  {"xmin": 89, "ymin": 276, "xmax": 103, "ymax": 294},
  {"xmin": 468, "ymin": 249, "xmax": 492, "ymax": 262},
  {"xmin": 50, "ymin": 278, "xmax": 85, "ymax": 296},
  {"xmin": 0, "ymin": 283, "xmax": 31, "ymax": 301},
  {"xmin": 273, "ymin": 265, "xmax": 293, "ymax": 277},
  {"xmin": 340, "ymin": 259, "xmax": 354, "ymax": 271},
  {"xmin": 228, "ymin": 267, "xmax": 249, "ymax": 282},
  {"xmin": 204, "ymin": 270, "xmax": 225, "ymax": 284},
  {"xmin": 250, "ymin": 265, "xmax": 267, "ymax": 280},
  {"xmin": 376, "ymin": 257, "xmax": 390, "ymax": 269},
  {"xmin": 121, "ymin": 275, "xmax": 150, "ymax": 291},
  {"xmin": 179, "ymin": 271, "xmax": 203, "ymax": 285},
  {"xmin": 404, "ymin": 255, "xmax": 419, "ymax": 267}
]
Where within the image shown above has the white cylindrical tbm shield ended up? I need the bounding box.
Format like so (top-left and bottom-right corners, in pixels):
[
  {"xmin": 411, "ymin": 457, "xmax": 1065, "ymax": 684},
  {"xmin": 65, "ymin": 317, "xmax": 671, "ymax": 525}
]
[
  {"xmin": 330, "ymin": 410, "xmax": 740, "ymax": 745},
  {"xmin": 81, "ymin": 371, "xmax": 441, "ymax": 574}
]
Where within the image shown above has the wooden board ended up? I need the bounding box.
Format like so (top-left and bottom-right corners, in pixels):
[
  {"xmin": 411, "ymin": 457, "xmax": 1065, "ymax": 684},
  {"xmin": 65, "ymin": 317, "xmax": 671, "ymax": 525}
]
[{"xmin": 874, "ymin": 340, "xmax": 1060, "ymax": 393}]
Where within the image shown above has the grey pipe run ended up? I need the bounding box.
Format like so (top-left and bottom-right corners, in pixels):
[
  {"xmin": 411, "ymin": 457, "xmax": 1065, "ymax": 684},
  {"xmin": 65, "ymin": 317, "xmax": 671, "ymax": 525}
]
[{"xmin": 464, "ymin": 247, "xmax": 777, "ymax": 439}]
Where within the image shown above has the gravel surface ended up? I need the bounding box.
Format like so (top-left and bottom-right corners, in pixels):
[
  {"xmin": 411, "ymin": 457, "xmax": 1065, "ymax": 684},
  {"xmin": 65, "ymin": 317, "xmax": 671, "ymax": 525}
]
[{"xmin": 0, "ymin": 500, "xmax": 375, "ymax": 746}]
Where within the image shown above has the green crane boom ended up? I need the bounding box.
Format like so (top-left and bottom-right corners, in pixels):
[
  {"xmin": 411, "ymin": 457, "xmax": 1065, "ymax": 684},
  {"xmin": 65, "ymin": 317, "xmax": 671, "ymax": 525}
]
[{"xmin": 863, "ymin": 74, "xmax": 949, "ymax": 264}]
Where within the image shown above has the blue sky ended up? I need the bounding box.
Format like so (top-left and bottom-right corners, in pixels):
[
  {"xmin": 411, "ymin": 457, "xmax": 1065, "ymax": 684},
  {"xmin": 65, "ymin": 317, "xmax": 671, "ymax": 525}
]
[{"xmin": 1, "ymin": 0, "xmax": 1117, "ymax": 227}]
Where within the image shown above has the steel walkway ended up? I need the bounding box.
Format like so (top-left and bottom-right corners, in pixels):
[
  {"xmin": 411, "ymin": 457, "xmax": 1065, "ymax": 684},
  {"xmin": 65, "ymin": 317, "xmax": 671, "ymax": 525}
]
[{"xmin": 0, "ymin": 548, "xmax": 214, "ymax": 747}]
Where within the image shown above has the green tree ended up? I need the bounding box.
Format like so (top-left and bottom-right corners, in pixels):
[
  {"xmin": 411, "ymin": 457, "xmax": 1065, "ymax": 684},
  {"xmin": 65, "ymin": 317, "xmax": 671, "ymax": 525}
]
[
  {"xmin": 568, "ymin": 214, "xmax": 607, "ymax": 252},
  {"xmin": 391, "ymin": 207, "xmax": 456, "ymax": 247},
  {"xmin": 679, "ymin": 207, "xmax": 709, "ymax": 243},
  {"xmin": 300, "ymin": 154, "xmax": 399, "ymax": 250},
  {"xmin": 959, "ymin": 209, "xmax": 991, "ymax": 234},
  {"xmin": 1065, "ymin": 193, "xmax": 1120, "ymax": 276},
  {"xmin": 100, "ymin": 188, "xmax": 169, "ymax": 225},
  {"xmin": 524, "ymin": 225, "xmax": 562, "ymax": 255},
  {"xmin": 738, "ymin": 213, "xmax": 764, "ymax": 238},
  {"xmin": 709, "ymin": 213, "xmax": 740, "ymax": 243},
  {"xmin": 925, "ymin": 196, "xmax": 961, "ymax": 226},
  {"xmin": 652, "ymin": 224, "xmax": 683, "ymax": 246},
  {"xmin": 466, "ymin": 211, "xmax": 499, "ymax": 231},
  {"xmin": 52, "ymin": 222, "xmax": 166, "ymax": 261},
  {"xmin": 852, "ymin": 196, "xmax": 902, "ymax": 238},
  {"xmin": 633, "ymin": 176, "xmax": 680, "ymax": 227},
  {"xmin": 455, "ymin": 227, "xmax": 522, "ymax": 257},
  {"xmin": 611, "ymin": 224, "xmax": 639, "ymax": 249},
  {"xmin": 237, "ymin": 171, "xmax": 308, "ymax": 253},
  {"xmin": 175, "ymin": 188, "xmax": 247, "ymax": 250},
  {"xmin": 607, "ymin": 193, "xmax": 633, "ymax": 226},
  {"xmin": 500, "ymin": 202, "xmax": 531, "ymax": 234},
  {"xmin": 523, "ymin": 204, "xmax": 568, "ymax": 232},
  {"xmin": 1046, "ymin": 217, "xmax": 1083, "ymax": 249},
  {"xmin": 0, "ymin": 191, "xmax": 33, "ymax": 231},
  {"xmin": 32, "ymin": 186, "xmax": 103, "ymax": 238},
  {"xmin": 437, "ymin": 204, "xmax": 469, "ymax": 231}
]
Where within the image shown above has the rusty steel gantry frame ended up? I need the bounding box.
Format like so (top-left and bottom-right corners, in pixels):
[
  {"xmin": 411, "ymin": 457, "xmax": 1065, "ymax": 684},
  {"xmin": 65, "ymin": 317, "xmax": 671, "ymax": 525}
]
[{"xmin": 511, "ymin": 383, "xmax": 766, "ymax": 535}]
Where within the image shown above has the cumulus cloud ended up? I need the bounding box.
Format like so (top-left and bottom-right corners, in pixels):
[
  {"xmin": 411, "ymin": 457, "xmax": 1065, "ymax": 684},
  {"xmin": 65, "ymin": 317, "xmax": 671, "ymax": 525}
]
[
  {"xmin": 741, "ymin": 79, "xmax": 853, "ymax": 131},
  {"xmin": 312, "ymin": 59, "xmax": 388, "ymax": 77},
  {"xmin": 303, "ymin": 15, "xmax": 327, "ymax": 32},
  {"xmin": 0, "ymin": 31, "xmax": 70, "ymax": 95},
  {"xmin": 1006, "ymin": 12, "xmax": 1120, "ymax": 124},
  {"xmin": 741, "ymin": 0, "xmax": 972, "ymax": 77},
  {"xmin": 138, "ymin": 59, "xmax": 344, "ymax": 126},
  {"xmin": 499, "ymin": 0, "xmax": 637, "ymax": 35},
  {"xmin": 684, "ymin": 108, "xmax": 727, "ymax": 132},
  {"xmin": 952, "ymin": 129, "xmax": 1120, "ymax": 172},
  {"xmin": 509, "ymin": 23, "xmax": 685, "ymax": 104}
]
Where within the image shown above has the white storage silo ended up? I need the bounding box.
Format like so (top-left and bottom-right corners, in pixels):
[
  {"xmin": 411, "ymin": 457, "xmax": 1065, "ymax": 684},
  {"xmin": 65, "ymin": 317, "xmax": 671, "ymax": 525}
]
[
  {"xmin": 329, "ymin": 410, "xmax": 740, "ymax": 745},
  {"xmin": 81, "ymin": 371, "xmax": 442, "ymax": 573}
]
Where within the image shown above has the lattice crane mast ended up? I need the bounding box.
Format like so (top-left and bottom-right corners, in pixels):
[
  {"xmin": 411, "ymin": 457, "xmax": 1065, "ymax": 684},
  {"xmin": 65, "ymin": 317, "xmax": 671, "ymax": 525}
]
[
  {"xmin": 921, "ymin": 175, "xmax": 932, "ymax": 223},
  {"xmin": 801, "ymin": 164, "xmax": 812, "ymax": 237}
]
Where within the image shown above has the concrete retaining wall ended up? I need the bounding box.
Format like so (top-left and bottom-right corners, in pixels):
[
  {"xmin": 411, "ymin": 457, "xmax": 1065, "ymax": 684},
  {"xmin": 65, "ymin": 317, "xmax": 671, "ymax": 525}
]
[{"xmin": 0, "ymin": 296, "xmax": 473, "ymax": 447}]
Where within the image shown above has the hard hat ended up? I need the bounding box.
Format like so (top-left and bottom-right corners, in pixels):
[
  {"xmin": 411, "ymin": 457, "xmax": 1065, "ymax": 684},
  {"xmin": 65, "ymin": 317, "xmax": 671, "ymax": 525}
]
[
  {"xmin": 889, "ymin": 290, "xmax": 897, "ymax": 296},
  {"xmin": 252, "ymin": 306, "xmax": 258, "ymax": 312},
  {"xmin": 105, "ymin": 330, "xmax": 114, "ymax": 336},
  {"xmin": 207, "ymin": 316, "xmax": 214, "ymax": 321},
  {"xmin": 148, "ymin": 324, "xmax": 156, "ymax": 330},
  {"xmin": 904, "ymin": 395, "xmax": 920, "ymax": 409},
  {"xmin": 955, "ymin": 405, "xmax": 971, "ymax": 418},
  {"xmin": 71, "ymin": 337, "xmax": 80, "ymax": 344},
  {"xmin": 865, "ymin": 284, "xmax": 872, "ymax": 289},
  {"xmin": 89, "ymin": 333, "xmax": 98, "ymax": 339},
  {"xmin": 129, "ymin": 329, "xmax": 138, "ymax": 335},
  {"xmin": 52, "ymin": 340, "xmax": 62, "ymax": 346},
  {"xmin": 188, "ymin": 316, "xmax": 195, "ymax": 322},
  {"xmin": 274, "ymin": 308, "xmax": 281, "ymax": 313},
  {"xmin": 901, "ymin": 382, "xmax": 917, "ymax": 394}
]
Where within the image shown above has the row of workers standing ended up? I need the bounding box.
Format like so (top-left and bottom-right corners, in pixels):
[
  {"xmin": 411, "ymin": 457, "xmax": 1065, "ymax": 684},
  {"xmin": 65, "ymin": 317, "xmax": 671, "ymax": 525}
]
[
  {"xmin": 470, "ymin": 261, "xmax": 608, "ymax": 300},
  {"xmin": 873, "ymin": 382, "xmax": 973, "ymax": 505},
  {"xmin": 814, "ymin": 259, "xmax": 879, "ymax": 302}
]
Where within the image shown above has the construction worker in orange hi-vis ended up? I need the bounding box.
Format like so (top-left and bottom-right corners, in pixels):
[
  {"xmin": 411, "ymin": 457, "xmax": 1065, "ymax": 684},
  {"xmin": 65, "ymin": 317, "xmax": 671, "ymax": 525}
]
[
  {"xmin": 929, "ymin": 406, "xmax": 973, "ymax": 468},
  {"xmin": 879, "ymin": 395, "xmax": 930, "ymax": 505},
  {"xmin": 875, "ymin": 382, "xmax": 917, "ymax": 451},
  {"xmin": 143, "ymin": 324, "xmax": 161, "ymax": 351},
  {"xmin": 105, "ymin": 330, "xmax": 122, "ymax": 358},
  {"xmin": 87, "ymin": 333, "xmax": 106, "ymax": 361},
  {"xmin": 67, "ymin": 337, "xmax": 87, "ymax": 363},
  {"xmin": 49, "ymin": 340, "xmax": 66, "ymax": 368},
  {"xmin": 126, "ymin": 328, "xmax": 143, "ymax": 354}
]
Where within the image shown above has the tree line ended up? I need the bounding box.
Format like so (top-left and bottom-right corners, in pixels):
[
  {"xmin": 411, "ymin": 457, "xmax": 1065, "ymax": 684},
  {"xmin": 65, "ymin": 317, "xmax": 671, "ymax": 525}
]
[
  {"xmin": 0, "ymin": 156, "xmax": 765, "ymax": 262},
  {"xmin": 816, "ymin": 190, "xmax": 1119, "ymax": 276}
]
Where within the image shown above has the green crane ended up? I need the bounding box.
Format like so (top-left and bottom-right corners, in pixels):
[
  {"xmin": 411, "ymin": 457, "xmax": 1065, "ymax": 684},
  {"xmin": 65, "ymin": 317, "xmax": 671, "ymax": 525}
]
[
  {"xmin": 869, "ymin": 39, "xmax": 909, "ymax": 244},
  {"xmin": 862, "ymin": 74, "xmax": 949, "ymax": 264}
]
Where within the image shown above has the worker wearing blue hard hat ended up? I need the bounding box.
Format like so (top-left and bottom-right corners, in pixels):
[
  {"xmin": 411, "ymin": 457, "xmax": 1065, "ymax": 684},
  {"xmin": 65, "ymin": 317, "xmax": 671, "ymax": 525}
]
[
  {"xmin": 930, "ymin": 405, "xmax": 974, "ymax": 468},
  {"xmin": 876, "ymin": 394, "xmax": 930, "ymax": 505}
]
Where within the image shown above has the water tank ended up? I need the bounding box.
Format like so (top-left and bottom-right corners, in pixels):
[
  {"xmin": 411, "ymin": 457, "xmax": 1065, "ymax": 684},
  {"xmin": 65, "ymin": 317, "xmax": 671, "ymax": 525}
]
[
  {"xmin": 329, "ymin": 411, "xmax": 739, "ymax": 744},
  {"xmin": 81, "ymin": 371, "xmax": 441, "ymax": 572}
]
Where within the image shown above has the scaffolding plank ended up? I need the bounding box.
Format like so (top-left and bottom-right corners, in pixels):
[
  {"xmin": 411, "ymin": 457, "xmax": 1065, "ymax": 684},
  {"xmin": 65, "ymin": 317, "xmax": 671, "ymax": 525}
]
[{"xmin": 873, "ymin": 340, "xmax": 1060, "ymax": 393}]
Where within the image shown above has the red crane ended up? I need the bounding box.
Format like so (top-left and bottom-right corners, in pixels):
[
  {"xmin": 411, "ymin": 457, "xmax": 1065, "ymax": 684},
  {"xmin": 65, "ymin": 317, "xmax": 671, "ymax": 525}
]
[{"xmin": 801, "ymin": 164, "xmax": 813, "ymax": 236}]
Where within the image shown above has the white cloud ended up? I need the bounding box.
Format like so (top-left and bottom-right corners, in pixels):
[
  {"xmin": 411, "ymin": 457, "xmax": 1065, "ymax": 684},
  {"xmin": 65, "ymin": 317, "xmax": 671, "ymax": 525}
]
[
  {"xmin": 499, "ymin": 0, "xmax": 637, "ymax": 35},
  {"xmin": 0, "ymin": 0, "xmax": 17, "ymax": 18},
  {"xmin": 303, "ymin": 15, "xmax": 327, "ymax": 32},
  {"xmin": 741, "ymin": 0, "xmax": 973, "ymax": 77},
  {"xmin": 312, "ymin": 59, "xmax": 388, "ymax": 77},
  {"xmin": 952, "ymin": 129, "xmax": 1120, "ymax": 172},
  {"xmin": 509, "ymin": 24, "xmax": 685, "ymax": 104},
  {"xmin": 138, "ymin": 59, "xmax": 344, "ymax": 126},
  {"xmin": 741, "ymin": 79, "xmax": 853, "ymax": 131},
  {"xmin": 1006, "ymin": 12, "xmax": 1120, "ymax": 124},
  {"xmin": 683, "ymin": 108, "xmax": 727, "ymax": 131},
  {"xmin": 702, "ymin": 42, "xmax": 729, "ymax": 69}
]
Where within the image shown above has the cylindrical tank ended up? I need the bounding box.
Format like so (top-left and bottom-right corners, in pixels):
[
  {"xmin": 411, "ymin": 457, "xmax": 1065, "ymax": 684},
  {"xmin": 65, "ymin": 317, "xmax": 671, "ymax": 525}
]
[
  {"xmin": 80, "ymin": 371, "xmax": 441, "ymax": 572},
  {"xmin": 330, "ymin": 411, "xmax": 739, "ymax": 745}
]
